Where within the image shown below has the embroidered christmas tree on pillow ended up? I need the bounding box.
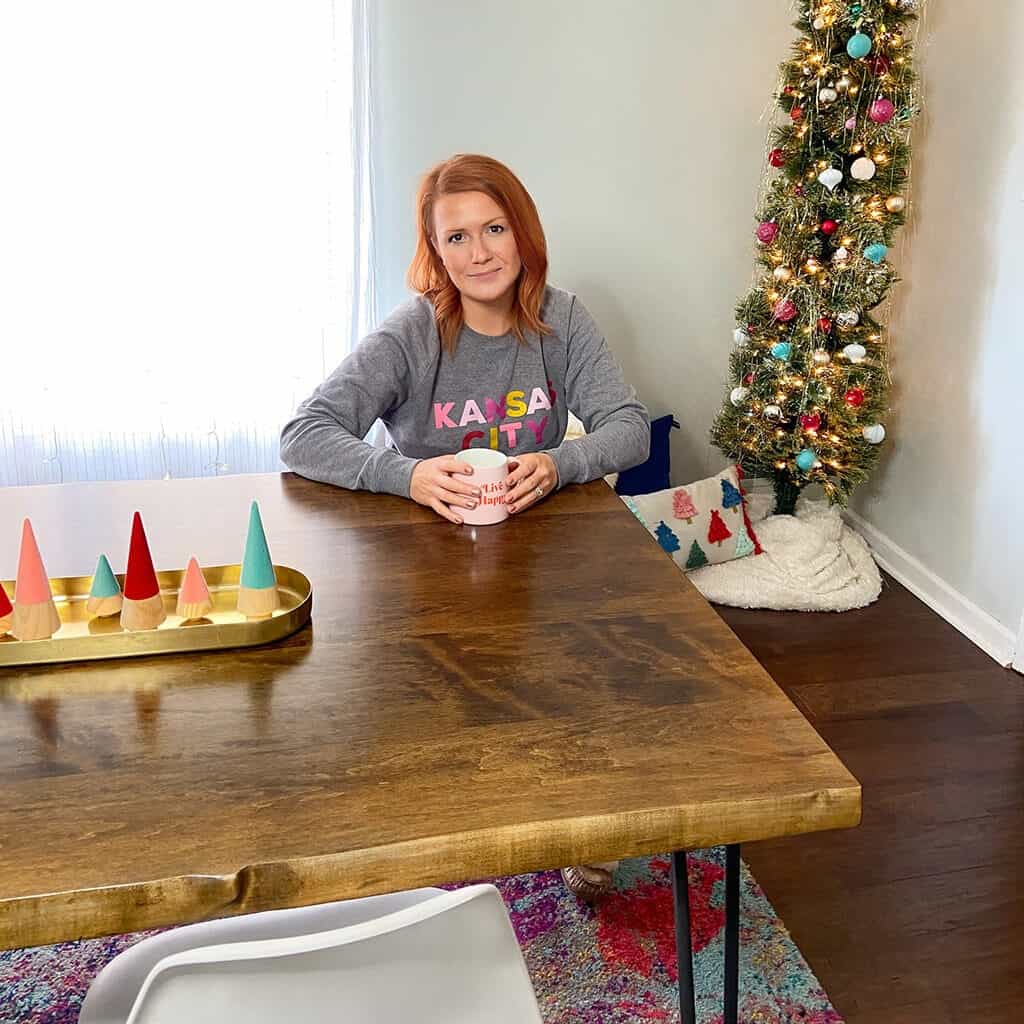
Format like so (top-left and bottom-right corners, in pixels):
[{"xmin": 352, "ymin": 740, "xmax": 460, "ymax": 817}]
[{"xmin": 621, "ymin": 465, "xmax": 762, "ymax": 573}]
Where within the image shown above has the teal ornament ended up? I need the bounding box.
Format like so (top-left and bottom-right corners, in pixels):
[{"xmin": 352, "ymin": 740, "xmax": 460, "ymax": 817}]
[
  {"xmin": 241, "ymin": 500, "xmax": 277, "ymax": 590},
  {"xmin": 90, "ymin": 553, "xmax": 121, "ymax": 599},
  {"xmin": 796, "ymin": 449, "xmax": 818, "ymax": 472},
  {"xmin": 864, "ymin": 243, "xmax": 887, "ymax": 264},
  {"xmin": 771, "ymin": 341, "xmax": 793, "ymax": 360},
  {"xmin": 847, "ymin": 32, "xmax": 872, "ymax": 58},
  {"xmin": 850, "ymin": 2, "xmax": 863, "ymax": 13}
]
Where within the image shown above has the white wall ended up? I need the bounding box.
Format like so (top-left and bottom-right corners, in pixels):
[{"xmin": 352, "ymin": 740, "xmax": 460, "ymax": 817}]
[{"xmin": 369, "ymin": 1, "xmax": 1024, "ymax": 661}]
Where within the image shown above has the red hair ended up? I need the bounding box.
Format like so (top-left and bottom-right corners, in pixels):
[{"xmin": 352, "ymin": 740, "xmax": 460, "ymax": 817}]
[{"xmin": 406, "ymin": 154, "xmax": 551, "ymax": 353}]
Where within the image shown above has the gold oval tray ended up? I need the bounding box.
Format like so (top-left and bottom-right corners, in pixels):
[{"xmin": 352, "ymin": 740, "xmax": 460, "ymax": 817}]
[{"xmin": 0, "ymin": 564, "xmax": 311, "ymax": 667}]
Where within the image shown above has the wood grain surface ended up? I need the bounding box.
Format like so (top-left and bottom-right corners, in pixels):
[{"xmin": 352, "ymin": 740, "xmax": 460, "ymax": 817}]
[{"xmin": 0, "ymin": 474, "xmax": 860, "ymax": 949}]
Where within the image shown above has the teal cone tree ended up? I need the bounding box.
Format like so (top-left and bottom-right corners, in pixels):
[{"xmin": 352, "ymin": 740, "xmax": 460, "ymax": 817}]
[{"xmin": 711, "ymin": 0, "xmax": 922, "ymax": 514}]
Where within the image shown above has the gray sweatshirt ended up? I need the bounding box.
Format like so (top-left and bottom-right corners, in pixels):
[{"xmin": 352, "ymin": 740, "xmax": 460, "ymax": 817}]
[{"xmin": 280, "ymin": 284, "xmax": 650, "ymax": 497}]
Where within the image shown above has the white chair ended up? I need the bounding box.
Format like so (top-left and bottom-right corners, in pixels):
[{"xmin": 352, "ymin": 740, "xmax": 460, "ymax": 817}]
[{"xmin": 80, "ymin": 884, "xmax": 542, "ymax": 1024}]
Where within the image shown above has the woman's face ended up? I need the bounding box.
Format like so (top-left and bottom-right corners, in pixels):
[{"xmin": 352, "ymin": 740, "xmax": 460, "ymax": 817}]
[{"xmin": 431, "ymin": 191, "xmax": 522, "ymax": 307}]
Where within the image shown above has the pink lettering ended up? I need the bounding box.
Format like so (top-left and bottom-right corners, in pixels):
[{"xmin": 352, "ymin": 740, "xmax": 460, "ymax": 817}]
[
  {"xmin": 499, "ymin": 422, "xmax": 522, "ymax": 447},
  {"xmin": 527, "ymin": 387, "xmax": 552, "ymax": 415},
  {"xmin": 459, "ymin": 399, "xmax": 486, "ymax": 427},
  {"xmin": 547, "ymin": 379, "xmax": 558, "ymax": 406},
  {"xmin": 484, "ymin": 397, "xmax": 507, "ymax": 423},
  {"xmin": 525, "ymin": 416, "xmax": 548, "ymax": 444},
  {"xmin": 433, "ymin": 402, "xmax": 456, "ymax": 429}
]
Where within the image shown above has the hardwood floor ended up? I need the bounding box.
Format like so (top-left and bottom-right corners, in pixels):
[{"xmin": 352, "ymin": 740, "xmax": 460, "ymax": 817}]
[{"xmin": 716, "ymin": 573, "xmax": 1024, "ymax": 1024}]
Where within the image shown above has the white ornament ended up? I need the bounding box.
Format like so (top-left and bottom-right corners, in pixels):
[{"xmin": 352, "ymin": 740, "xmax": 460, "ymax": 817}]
[
  {"xmin": 730, "ymin": 386, "xmax": 750, "ymax": 406},
  {"xmin": 818, "ymin": 168, "xmax": 843, "ymax": 192},
  {"xmin": 812, "ymin": 349, "xmax": 832, "ymax": 366},
  {"xmin": 819, "ymin": 87, "xmax": 838, "ymax": 105},
  {"xmin": 813, "ymin": 15, "xmax": 826, "ymax": 29},
  {"xmin": 833, "ymin": 246, "xmax": 850, "ymax": 263},
  {"xmin": 843, "ymin": 343, "xmax": 867, "ymax": 363},
  {"xmin": 733, "ymin": 327, "xmax": 750, "ymax": 346},
  {"xmin": 897, "ymin": 0, "xmax": 917, "ymax": 11},
  {"xmin": 837, "ymin": 310, "xmax": 860, "ymax": 327},
  {"xmin": 851, "ymin": 157, "xmax": 877, "ymax": 181},
  {"xmin": 862, "ymin": 423, "xmax": 886, "ymax": 444},
  {"xmin": 764, "ymin": 404, "xmax": 783, "ymax": 421}
]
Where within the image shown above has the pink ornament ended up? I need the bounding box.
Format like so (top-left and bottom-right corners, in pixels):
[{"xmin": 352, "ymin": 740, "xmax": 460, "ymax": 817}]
[
  {"xmin": 845, "ymin": 116, "xmax": 858, "ymax": 131},
  {"xmin": 757, "ymin": 221, "xmax": 779, "ymax": 244},
  {"xmin": 869, "ymin": 98, "xmax": 896, "ymax": 123},
  {"xmin": 773, "ymin": 299, "xmax": 798, "ymax": 322}
]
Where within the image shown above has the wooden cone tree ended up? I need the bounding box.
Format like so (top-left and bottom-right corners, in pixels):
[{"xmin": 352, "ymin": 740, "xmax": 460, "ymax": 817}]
[
  {"xmin": 121, "ymin": 512, "xmax": 167, "ymax": 631},
  {"xmin": 11, "ymin": 519, "xmax": 62, "ymax": 641},
  {"xmin": 238, "ymin": 501, "xmax": 280, "ymax": 619},
  {"xmin": 87, "ymin": 553, "xmax": 123, "ymax": 617},
  {"xmin": 177, "ymin": 557, "xmax": 214, "ymax": 620},
  {"xmin": 0, "ymin": 580, "xmax": 13, "ymax": 635}
]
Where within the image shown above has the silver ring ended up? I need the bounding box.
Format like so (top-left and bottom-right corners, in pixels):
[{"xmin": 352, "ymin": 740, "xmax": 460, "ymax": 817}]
[{"xmin": 535, "ymin": 486, "xmax": 544, "ymax": 498}]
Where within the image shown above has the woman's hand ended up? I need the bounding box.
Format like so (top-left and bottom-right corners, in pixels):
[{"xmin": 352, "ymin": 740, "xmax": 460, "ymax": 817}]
[
  {"xmin": 506, "ymin": 453, "xmax": 558, "ymax": 514},
  {"xmin": 410, "ymin": 456, "xmax": 482, "ymax": 525}
]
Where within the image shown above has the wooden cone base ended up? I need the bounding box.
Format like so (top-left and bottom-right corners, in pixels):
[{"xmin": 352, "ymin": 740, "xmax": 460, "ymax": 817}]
[
  {"xmin": 177, "ymin": 598, "xmax": 214, "ymax": 621},
  {"xmin": 11, "ymin": 600, "xmax": 63, "ymax": 641},
  {"xmin": 237, "ymin": 584, "xmax": 280, "ymax": 620},
  {"xmin": 87, "ymin": 594, "xmax": 124, "ymax": 618},
  {"xmin": 120, "ymin": 593, "xmax": 167, "ymax": 632}
]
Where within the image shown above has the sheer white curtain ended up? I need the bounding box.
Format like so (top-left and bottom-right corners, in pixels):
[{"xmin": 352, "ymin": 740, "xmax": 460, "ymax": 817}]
[{"xmin": 0, "ymin": 0, "xmax": 376, "ymax": 486}]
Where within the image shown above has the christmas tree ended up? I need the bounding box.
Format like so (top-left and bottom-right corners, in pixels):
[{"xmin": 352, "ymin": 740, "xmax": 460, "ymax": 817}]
[
  {"xmin": 673, "ymin": 488, "xmax": 698, "ymax": 523},
  {"xmin": 711, "ymin": 0, "xmax": 921, "ymax": 514},
  {"xmin": 655, "ymin": 521, "xmax": 681, "ymax": 554},
  {"xmin": 708, "ymin": 509, "xmax": 733, "ymax": 547}
]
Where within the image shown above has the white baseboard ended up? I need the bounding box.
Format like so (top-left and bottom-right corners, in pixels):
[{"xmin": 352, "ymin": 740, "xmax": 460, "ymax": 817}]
[{"xmin": 844, "ymin": 509, "xmax": 1018, "ymax": 669}]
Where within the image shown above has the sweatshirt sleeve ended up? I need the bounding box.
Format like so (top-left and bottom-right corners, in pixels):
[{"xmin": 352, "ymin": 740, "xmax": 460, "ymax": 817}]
[
  {"xmin": 545, "ymin": 296, "xmax": 651, "ymax": 488},
  {"xmin": 279, "ymin": 326, "xmax": 424, "ymax": 498}
]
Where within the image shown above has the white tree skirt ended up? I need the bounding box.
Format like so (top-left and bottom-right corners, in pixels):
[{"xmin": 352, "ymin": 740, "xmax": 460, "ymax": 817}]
[{"xmin": 688, "ymin": 495, "xmax": 881, "ymax": 612}]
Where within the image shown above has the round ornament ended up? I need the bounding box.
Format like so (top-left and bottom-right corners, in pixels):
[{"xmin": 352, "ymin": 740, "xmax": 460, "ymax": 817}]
[
  {"xmin": 833, "ymin": 246, "xmax": 850, "ymax": 263},
  {"xmin": 772, "ymin": 299, "xmax": 798, "ymax": 323},
  {"xmin": 818, "ymin": 168, "xmax": 843, "ymax": 192},
  {"xmin": 730, "ymin": 386, "xmax": 750, "ymax": 406},
  {"xmin": 886, "ymin": 195, "xmax": 906, "ymax": 213},
  {"xmin": 794, "ymin": 185, "xmax": 805, "ymax": 196},
  {"xmin": 821, "ymin": 219, "xmax": 839, "ymax": 236},
  {"xmin": 771, "ymin": 341, "xmax": 794, "ymax": 360},
  {"xmin": 862, "ymin": 423, "xmax": 886, "ymax": 444},
  {"xmin": 733, "ymin": 327, "xmax": 750, "ymax": 346},
  {"xmin": 837, "ymin": 76, "xmax": 852, "ymax": 93},
  {"xmin": 846, "ymin": 32, "xmax": 873, "ymax": 59},
  {"xmin": 743, "ymin": 372, "xmax": 755, "ymax": 385},
  {"xmin": 869, "ymin": 55, "xmax": 892, "ymax": 75},
  {"xmin": 844, "ymin": 116, "xmax": 858, "ymax": 131},
  {"xmin": 837, "ymin": 309, "xmax": 860, "ymax": 327},
  {"xmin": 869, "ymin": 98, "xmax": 896, "ymax": 123},
  {"xmin": 819, "ymin": 87, "xmax": 839, "ymax": 105},
  {"xmin": 897, "ymin": 0, "xmax": 917, "ymax": 11},
  {"xmin": 800, "ymin": 412, "xmax": 822, "ymax": 431},
  {"xmin": 774, "ymin": 266, "xmax": 794, "ymax": 282},
  {"xmin": 813, "ymin": 15, "xmax": 826, "ymax": 30},
  {"xmin": 764, "ymin": 404, "xmax": 783, "ymax": 421},
  {"xmin": 757, "ymin": 220, "xmax": 780, "ymax": 244},
  {"xmin": 796, "ymin": 449, "xmax": 818, "ymax": 471},
  {"xmin": 818, "ymin": 316, "xmax": 833, "ymax": 333},
  {"xmin": 864, "ymin": 242, "xmax": 887, "ymax": 265},
  {"xmin": 850, "ymin": 3, "xmax": 863, "ymax": 13},
  {"xmin": 844, "ymin": 387, "xmax": 866, "ymax": 408},
  {"xmin": 843, "ymin": 343, "xmax": 867, "ymax": 363},
  {"xmin": 812, "ymin": 348, "xmax": 832, "ymax": 366},
  {"xmin": 790, "ymin": 106, "xmax": 805, "ymax": 122},
  {"xmin": 851, "ymin": 156, "xmax": 877, "ymax": 181},
  {"xmin": 769, "ymin": 147, "xmax": 786, "ymax": 168}
]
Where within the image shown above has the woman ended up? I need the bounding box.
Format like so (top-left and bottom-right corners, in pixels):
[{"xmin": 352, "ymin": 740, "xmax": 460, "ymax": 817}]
[{"xmin": 280, "ymin": 154, "xmax": 649, "ymax": 897}]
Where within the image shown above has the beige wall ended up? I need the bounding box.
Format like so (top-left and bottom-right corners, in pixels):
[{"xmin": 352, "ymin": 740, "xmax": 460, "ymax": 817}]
[{"xmin": 369, "ymin": 1, "xmax": 1024, "ymax": 643}]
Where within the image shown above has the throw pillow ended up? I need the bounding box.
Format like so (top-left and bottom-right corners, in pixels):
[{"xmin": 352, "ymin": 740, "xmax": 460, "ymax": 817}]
[{"xmin": 621, "ymin": 465, "xmax": 763, "ymax": 571}]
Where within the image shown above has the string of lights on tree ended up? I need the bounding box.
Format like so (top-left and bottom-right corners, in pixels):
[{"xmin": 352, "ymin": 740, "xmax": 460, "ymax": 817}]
[{"xmin": 710, "ymin": 0, "xmax": 922, "ymax": 514}]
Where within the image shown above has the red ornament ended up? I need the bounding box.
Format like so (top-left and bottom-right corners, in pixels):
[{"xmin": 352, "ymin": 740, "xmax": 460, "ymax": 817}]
[
  {"xmin": 869, "ymin": 55, "xmax": 892, "ymax": 75},
  {"xmin": 124, "ymin": 511, "xmax": 160, "ymax": 601},
  {"xmin": 773, "ymin": 299, "xmax": 798, "ymax": 322},
  {"xmin": 742, "ymin": 373, "xmax": 755, "ymax": 385},
  {"xmin": 746, "ymin": 323, "xmax": 758, "ymax": 335},
  {"xmin": 783, "ymin": 86, "xmax": 794, "ymax": 95},
  {"xmin": 821, "ymin": 220, "xmax": 839, "ymax": 236},
  {"xmin": 869, "ymin": 98, "xmax": 896, "ymax": 124},
  {"xmin": 756, "ymin": 220, "xmax": 779, "ymax": 244},
  {"xmin": 844, "ymin": 387, "xmax": 866, "ymax": 408},
  {"xmin": 800, "ymin": 412, "xmax": 822, "ymax": 432},
  {"xmin": 769, "ymin": 148, "xmax": 786, "ymax": 168},
  {"xmin": 794, "ymin": 185, "xmax": 805, "ymax": 196},
  {"xmin": 790, "ymin": 106, "xmax": 805, "ymax": 122},
  {"xmin": 818, "ymin": 316, "xmax": 833, "ymax": 333}
]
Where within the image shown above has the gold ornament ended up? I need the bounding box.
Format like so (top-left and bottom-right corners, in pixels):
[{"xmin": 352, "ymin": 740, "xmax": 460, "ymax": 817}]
[
  {"xmin": 836, "ymin": 75, "xmax": 852, "ymax": 93},
  {"xmin": 885, "ymin": 195, "xmax": 906, "ymax": 213}
]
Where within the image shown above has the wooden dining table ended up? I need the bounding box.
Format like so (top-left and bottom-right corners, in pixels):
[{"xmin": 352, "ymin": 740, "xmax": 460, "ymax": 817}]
[{"xmin": 0, "ymin": 473, "xmax": 861, "ymax": 1023}]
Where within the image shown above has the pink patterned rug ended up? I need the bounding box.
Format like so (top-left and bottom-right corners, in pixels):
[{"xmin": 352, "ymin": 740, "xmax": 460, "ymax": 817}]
[{"xmin": 0, "ymin": 850, "xmax": 842, "ymax": 1024}]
